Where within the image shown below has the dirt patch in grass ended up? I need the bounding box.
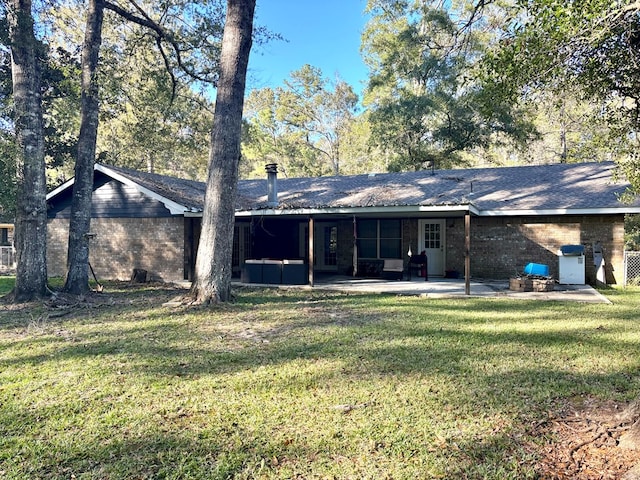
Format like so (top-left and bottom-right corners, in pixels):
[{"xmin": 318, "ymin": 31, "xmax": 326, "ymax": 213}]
[{"xmin": 528, "ymin": 396, "xmax": 639, "ymax": 479}]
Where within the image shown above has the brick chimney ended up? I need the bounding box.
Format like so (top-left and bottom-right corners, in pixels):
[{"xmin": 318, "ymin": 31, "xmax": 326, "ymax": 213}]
[{"xmin": 265, "ymin": 163, "xmax": 278, "ymax": 207}]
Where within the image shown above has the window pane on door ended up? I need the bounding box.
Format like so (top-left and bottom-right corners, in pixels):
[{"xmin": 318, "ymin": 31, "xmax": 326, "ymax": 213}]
[{"xmin": 423, "ymin": 223, "xmax": 441, "ymax": 249}]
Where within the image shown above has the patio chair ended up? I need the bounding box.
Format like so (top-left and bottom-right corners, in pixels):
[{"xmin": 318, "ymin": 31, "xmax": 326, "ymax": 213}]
[{"xmin": 408, "ymin": 253, "xmax": 428, "ymax": 281}]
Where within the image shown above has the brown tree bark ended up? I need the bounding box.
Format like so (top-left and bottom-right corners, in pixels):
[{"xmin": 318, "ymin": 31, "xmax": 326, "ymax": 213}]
[
  {"xmin": 191, "ymin": 0, "xmax": 256, "ymax": 303},
  {"xmin": 7, "ymin": 0, "xmax": 48, "ymax": 302},
  {"xmin": 63, "ymin": 0, "xmax": 105, "ymax": 295}
]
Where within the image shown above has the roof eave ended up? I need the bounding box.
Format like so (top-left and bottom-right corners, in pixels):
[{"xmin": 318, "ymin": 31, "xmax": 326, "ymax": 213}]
[
  {"xmin": 95, "ymin": 164, "xmax": 189, "ymax": 215},
  {"xmin": 46, "ymin": 164, "xmax": 191, "ymax": 215},
  {"xmin": 229, "ymin": 204, "xmax": 476, "ymax": 217},
  {"xmin": 46, "ymin": 177, "xmax": 76, "ymax": 200},
  {"xmin": 478, "ymin": 207, "xmax": 640, "ymax": 216}
]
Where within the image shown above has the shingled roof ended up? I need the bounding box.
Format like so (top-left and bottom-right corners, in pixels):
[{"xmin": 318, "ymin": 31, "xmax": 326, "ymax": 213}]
[{"xmin": 63, "ymin": 161, "xmax": 640, "ymax": 216}]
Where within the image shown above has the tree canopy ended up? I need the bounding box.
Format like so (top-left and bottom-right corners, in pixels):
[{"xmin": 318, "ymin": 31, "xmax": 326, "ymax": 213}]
[
  {"xmin": 242, "ymin": 65, "xmax": 359, "ymax": 177},
  {"xmin": 3, "ymin": 0, "xmax": 636, "ymax": 210},
  {"xmin": 361, "ymin": 0, "xmax": 537, "ymax": 171},
  {"xmin": 485, "ymin": 0, "xmax": 640, "ymax": 186},
  {"xmin": 1, "ymin": 0, "xmax": 236, "ymax": 181}
]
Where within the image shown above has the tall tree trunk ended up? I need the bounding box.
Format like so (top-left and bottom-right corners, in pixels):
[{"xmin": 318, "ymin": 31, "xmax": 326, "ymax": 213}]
[
  {"xmin": 63, "ymin": 0, "xmax": 105, "ymax": 294},
  {"xmin": 7, "ymin": 0, "xmax": 48, "ymax": 302},
  {"xmin": 191, "ymin": 0, "xmax": 256, "ymax": 303}
]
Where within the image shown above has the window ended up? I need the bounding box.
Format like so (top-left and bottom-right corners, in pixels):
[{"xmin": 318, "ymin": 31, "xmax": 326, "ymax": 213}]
[
  {"xmin": 357, "ymin": 219, "xmax": 402, "ymax": 259},
  {"xmin": 380, "ymin": 219, "xmax": 402, "ymax": 258},
  {"xmin": 423, "ymin": 222, "xmax": 441, "ymax": 249},
  {"xmin": 358, "ymin": 219, "xmax": 378, "ymax": 258}
]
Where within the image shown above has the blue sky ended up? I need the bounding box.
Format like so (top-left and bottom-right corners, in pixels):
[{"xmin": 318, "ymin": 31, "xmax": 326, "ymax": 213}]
[{"xmin": 247, "ymin": 0, "xmax": 370, "ymax": 97}]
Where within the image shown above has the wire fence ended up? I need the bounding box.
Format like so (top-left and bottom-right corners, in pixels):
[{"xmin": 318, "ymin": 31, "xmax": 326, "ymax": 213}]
[
  {"xmin": 624, "ymin": 251, "xmax": 640, "ymax": 286},
  {"xmin": 0, "ymin": 246, "xmax": 15, "ymax": 271}
]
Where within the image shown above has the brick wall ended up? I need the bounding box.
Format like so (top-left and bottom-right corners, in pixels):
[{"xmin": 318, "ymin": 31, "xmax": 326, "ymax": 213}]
[
  {"xmin": 47, "ymin": 217, "xmax": 185, "ymax": 282},
  {"xmin": 444, "ymin": 218, "xmax": 466, "ymax": 276},
  {"xmin": 445, "ymin": 215, "xmax": 625, "ymax": 284},
  {"xmin": 49, "ymin": 214, "xmax": 623, "ymax": 284},
  {"xmin": 47, "ymin": 219, "xmax": 69, "ymax": 277}
]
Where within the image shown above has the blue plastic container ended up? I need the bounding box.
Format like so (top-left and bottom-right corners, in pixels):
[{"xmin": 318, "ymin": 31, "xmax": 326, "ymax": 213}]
[{"xmin": 523, "ymin": 263, "xmax": 549, "ymax": 276}]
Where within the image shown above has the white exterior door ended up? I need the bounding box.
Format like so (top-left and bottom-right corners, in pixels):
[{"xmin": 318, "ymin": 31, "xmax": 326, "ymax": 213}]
[{"xmin": 418, "ymin": 220, "xmax": 445, "ymax": 276}]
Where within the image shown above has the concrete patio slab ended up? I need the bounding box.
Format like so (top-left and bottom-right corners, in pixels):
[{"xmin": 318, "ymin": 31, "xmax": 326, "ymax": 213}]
[{"xmin": 233, "ymin": 276, "xmax": 611, "ymax": 304}]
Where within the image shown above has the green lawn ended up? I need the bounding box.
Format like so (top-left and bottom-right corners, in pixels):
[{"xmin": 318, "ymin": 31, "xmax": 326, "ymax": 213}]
[
  {"xmin": 1, "ymin": 280, "xmax": 639, "ymax": 479},
  {"xmin": 0, "ymin": 276, "xmax": 14, "ymax": 296}
]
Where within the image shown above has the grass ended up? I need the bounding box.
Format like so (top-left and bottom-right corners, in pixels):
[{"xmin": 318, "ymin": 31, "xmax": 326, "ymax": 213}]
[
  {"xmin": 1, "ymin": 278, "xmax": 639, "ymax": 479},
  {"xmin": 0, "ymin": 276, "xmax": 14, "ymax": 296}
]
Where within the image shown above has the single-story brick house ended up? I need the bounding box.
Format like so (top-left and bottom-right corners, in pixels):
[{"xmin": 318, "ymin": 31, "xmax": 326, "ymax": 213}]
[{"xmin": 46, "ymin": 161, "xmax": 640, "ymax": 286}]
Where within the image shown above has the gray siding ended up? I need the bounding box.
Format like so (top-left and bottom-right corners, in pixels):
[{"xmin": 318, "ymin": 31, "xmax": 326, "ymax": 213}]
[{"xmin": 48, "ymin": 176, "xmax": 173, "ymax": 219}]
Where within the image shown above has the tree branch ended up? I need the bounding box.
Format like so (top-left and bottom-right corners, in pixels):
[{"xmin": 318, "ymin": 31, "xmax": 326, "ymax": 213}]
[
  {"xmin": 155, "ymin": 36, "xmax": 178, "ymax": 101},
  {"xmin": 102, "ymin": 0, "xmax": 215, "ymax": 84}
]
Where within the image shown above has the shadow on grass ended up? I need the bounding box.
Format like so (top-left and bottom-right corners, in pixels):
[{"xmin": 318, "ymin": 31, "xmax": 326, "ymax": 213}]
[
  {"xmin": 2, "ymin": 290, "xmax": 638, "ymax": 390},
  {"xmin": 2, "ymin": 287, "xmax": 640, "ymax": 479}
]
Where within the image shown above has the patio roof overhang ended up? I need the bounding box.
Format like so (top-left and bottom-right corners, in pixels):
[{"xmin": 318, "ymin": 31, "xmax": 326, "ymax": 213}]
[
  {"xmin": 184, "ymin": 203, "xmax": 480, "ymax": 218},
  {"xmin": 183, "ymin": 203, "xmax": 640, "ymax": 219}
]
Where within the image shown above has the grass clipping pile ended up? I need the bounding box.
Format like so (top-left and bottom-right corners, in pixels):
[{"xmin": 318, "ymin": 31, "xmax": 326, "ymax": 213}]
[{"xmin": 529, "ymin": 397, "xmax": 640, "ymax": 479}]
